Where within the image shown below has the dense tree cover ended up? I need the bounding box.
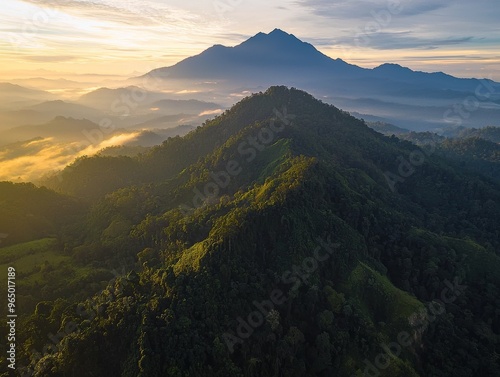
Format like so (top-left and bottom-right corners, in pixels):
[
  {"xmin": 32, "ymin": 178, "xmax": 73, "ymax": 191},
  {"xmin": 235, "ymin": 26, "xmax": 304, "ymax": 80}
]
[
  {"xmin": 2, "ymin": 87, "xmax": 500, "ymax": 376},
  {"xmin": 446, "ymin": 125, "xmax": 500, "ymax": 143},
  {"xmin": 437, "ymin": 137, "xmax": 500, "ymax": 181},
  {"xmin": 366, "ymin": 122, "xmax": 408, "ymax": 136},
  {"xmin": 392, "ymin": 130, "xmax": 500, "ymax": 183},
  {"xmin": 0, "ymin": 182, "xmax": 85, "ymax": 246}
]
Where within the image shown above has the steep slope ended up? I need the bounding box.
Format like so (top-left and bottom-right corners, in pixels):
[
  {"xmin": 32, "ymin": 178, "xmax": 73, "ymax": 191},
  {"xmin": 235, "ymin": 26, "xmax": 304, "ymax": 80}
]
[
  {"xmin": 0, "ymin": 182, "xmax": 85, "ymax": 246},
  {"xmin": 137, "ymin": 29, "xmax": 500, "ymax": 130},
  {"xmin": 144, "ymin": 29, "xmax": 497, "ymax": 94},
  {"xmin": 146, "ymin": 29, "xmax": 359, "ymax": 81},
  {"xmin": 22, "ymin": 87, "xmax": 500, "ymax": 377},
  {"xmin": 367, "ymin": 121, "xmax": 410, "ymax": 136}
]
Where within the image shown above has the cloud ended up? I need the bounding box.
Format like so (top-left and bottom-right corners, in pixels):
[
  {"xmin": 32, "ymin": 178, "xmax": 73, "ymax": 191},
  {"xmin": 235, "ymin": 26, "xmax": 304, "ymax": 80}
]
[
  {"xmin": 214, "ymin": 32, "xmax": 253, "ymax": 44},
  {"xmin": 4, "ymin": 0, "xmax": 500, "ymax": 83},
  {"xmin": 2, "ymin": 0, "xmax": 228, "ymax": 71},
  {"xmin": 307, "ymin": 32, "xmax": 475, "ymax": 51},
  {"xmin": 402, "ymin": 54, "xmax": 500, "ymax": 61},
  {"xmin": 295, "ymin": 0, "xmax": 450, "ymax": 19},
  {"xmin": 198, "ymin": 109, "xmax": 223, "ymax": 117},
  {"xmin": 0, "ymin": 138, "xmax": 79, "ymax": 182},
  {"xmin": 17, "ymin": 0, "xmax": 211, "ymax": 29},
  {"xmin": 0, "ymin": 131, "xmax": 142, "ymax": 182},
  {"xmin": 77, "ymin": 132, "xmax": 142, "ymax": 156},
  {"xmin": 331, "ymin": 32, "xmax": 475, "ymax": 50},
  {"xmin": 22, "ymin": 55, "xmax": 77, "ymax": 62},
  {"xmin": 396, "ymin": 1, "xmax": 449, "ymax": 16}
]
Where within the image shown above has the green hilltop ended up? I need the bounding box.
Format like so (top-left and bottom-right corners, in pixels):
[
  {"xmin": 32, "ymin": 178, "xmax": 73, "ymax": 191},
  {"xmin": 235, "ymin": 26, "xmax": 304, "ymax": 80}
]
[{"xmin": 1, "ymin": 87, "xmax": 500, "ymax": 376}]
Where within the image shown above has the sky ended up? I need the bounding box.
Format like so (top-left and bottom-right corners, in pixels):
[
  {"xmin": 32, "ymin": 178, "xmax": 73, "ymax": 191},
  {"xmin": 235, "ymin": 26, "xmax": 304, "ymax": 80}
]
[{"xmin": 1, "ymin": 0, "xmax": 500, "ymax": 81}]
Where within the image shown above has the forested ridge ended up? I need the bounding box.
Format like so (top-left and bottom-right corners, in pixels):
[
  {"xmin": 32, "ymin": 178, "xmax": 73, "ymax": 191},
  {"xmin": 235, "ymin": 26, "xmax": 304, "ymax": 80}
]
[
  {"xmin": 392, "ymin": 130, "xmax": 500, "ymax": 183},
  {"xmin": 1, "ymin": 87, "xmax": 500, "ymax": 376}
]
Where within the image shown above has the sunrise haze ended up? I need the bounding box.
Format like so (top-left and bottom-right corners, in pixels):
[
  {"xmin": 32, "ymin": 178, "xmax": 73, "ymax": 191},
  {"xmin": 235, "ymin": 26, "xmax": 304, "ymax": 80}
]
[{"xmin": 2, "ymin": 0, "xmax": 500, "ymax": 81}]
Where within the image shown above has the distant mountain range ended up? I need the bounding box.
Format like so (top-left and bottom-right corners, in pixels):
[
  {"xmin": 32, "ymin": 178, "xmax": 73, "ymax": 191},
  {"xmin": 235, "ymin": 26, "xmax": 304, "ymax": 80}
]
[
  {"xmin": 0, "ymin": 85, "xmax": 223, "ymax": 133},
  {"xmin": 138, "ymin": 29, "xmax": 500, "ymax": 131},
  {"xmin": 145, "ymin": 29, "xmax": 354, "ymax": 81},
  {"xmin": 4, "ymin": 29, "xmax": 499, "ymax": 135},
  {"xmin": 0, "ymin": 82, "xmax": 218, "ymax": 181},
  {"xmin": 0, "ymin": 82, "xmax": 57, "ymax": 109},
  {"xmin": 2, "ymin": 29, "xmax": 500, "ymax": 182}
]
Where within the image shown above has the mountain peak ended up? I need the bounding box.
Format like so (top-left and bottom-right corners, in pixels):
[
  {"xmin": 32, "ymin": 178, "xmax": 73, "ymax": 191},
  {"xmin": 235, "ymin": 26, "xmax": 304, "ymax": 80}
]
[
  {"xmin": 238, "ymin": 28, "xmax": 300, "ymax": 46},
  {"xmin": 143, "ymin": 29, "xmax": 346, "ymax": 80},
  {"xmin": 269, "ymin": 28, "xmax": 291, "ymax": 36},
  {"xmin": 233, "ymin": 29, "xmax": 328, "ymax": 62},
  {"xmin": 374, "ymin": 63, "xmax": 409, "ymax": 71}
]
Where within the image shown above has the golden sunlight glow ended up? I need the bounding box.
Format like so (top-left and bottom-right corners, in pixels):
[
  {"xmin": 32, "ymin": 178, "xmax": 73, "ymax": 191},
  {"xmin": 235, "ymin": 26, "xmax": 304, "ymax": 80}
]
[
  {"xmin": 77, "ymin": 132, "xmax": 142, "ymax": 157},
  {"xmin": 1, "ymin": 0, "xmax": 498, "ymax": 184},
  {"xmin": 2, "ymin": 1, "xmax": 499, "ymax": 80},
  {"xmin": 199, "ymin": 109, "xmax": 223, "ymax": 117},
  {"xmin": 0, "ymin": 132, "xmax": 142, "ymax": 182}
]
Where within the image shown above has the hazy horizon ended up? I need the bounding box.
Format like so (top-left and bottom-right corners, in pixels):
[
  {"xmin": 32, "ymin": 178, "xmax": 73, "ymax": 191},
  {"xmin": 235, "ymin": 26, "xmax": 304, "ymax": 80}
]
[
  {"xmin": 2, "ymin": 3, "xmax": 500, "ymax": 376},
  {"xmin": 3, "ymin": 0, "xmax": 500, "ymax": 82},
  {"xmin": 2, "ymin": 2, "xmax": 500, "ymax": 183}
]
